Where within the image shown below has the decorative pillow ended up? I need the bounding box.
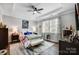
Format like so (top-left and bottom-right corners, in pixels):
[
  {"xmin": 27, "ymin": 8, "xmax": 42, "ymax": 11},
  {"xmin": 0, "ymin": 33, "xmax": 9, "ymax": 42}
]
[{"xmin": 24, "ymin": 32, "xmax": 32, "ymax": 35}]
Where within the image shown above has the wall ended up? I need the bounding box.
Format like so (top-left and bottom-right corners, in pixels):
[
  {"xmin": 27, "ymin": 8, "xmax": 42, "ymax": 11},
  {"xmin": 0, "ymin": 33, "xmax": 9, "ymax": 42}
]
[
  {"xmin": 60, "ymin": 12, "xmax": 76, "ymax": 31},
  {"xmin": 2, "ymin": 15, "xmax": 36, "ymax": 33},
  {"xmin": 59, "ymin": 12, "xmax": 77, "ymax": 41}
]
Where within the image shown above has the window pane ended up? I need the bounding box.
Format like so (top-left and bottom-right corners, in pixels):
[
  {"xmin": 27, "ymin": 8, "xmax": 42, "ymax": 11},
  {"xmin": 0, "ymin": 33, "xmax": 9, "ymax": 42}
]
[{"xmin": 50, "ymin": 18, "xmax": 59, "ymax": 33}]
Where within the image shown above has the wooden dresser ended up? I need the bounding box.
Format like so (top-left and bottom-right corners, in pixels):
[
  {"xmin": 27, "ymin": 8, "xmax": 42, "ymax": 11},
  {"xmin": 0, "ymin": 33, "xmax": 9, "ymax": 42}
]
[{"xmin": 0, "ymin": 28, "xmax": 10, "ymax": 55}]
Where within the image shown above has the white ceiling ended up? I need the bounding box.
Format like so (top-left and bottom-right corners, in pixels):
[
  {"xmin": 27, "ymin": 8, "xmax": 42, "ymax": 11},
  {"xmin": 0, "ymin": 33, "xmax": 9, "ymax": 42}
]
[{"xmin": 0, "ymin": 3, "xmax": 75, "ymax": 21}]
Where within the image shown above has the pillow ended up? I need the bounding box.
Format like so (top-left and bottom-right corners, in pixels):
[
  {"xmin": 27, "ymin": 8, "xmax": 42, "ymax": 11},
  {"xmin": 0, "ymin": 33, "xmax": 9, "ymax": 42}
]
[{"xmin": 24, "ymin": 32, "xmax": 32, "ymax": 35}]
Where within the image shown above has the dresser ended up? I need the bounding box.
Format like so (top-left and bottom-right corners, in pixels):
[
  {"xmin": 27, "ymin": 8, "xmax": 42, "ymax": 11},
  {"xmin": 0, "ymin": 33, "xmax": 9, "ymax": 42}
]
[{"xmin": 0, "ymin": 28, "xmax": 9, "ymax": 54}]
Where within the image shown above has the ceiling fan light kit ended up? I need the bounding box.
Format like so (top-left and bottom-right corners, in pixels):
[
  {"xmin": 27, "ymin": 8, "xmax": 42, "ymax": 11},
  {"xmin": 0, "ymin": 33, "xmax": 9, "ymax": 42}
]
[{"xmin": 27, "ymin": 5, "xmax": 44, "ymax": 15}]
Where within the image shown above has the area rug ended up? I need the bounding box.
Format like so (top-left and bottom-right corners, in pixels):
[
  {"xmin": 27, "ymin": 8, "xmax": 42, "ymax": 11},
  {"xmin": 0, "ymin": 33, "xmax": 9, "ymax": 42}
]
[
  {"xmin": 10, "ymin": 41, "xmax": 55, "ymax": 55},
  {"xmin": 26, "ymin": 41, "xmax": 55, "ymax": 55}
]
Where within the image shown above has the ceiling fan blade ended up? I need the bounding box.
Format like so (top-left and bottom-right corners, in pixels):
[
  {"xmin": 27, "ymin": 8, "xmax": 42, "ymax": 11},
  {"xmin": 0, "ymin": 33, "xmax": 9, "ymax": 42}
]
[
  {"xmin": 29, "ymin": 5, "xmax": 36, "ymax": 10},
  {"xmin": 37, "ymin": 8, "xmax": 43, "ymax": 11},
  {"xmin": 31, "ymin": 5, "xmax": 36, "ymax": 9}
]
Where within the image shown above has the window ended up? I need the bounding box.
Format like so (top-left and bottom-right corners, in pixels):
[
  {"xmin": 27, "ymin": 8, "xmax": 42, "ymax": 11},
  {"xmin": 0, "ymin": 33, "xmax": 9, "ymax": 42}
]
[
  {"xmin": 42, "ymin": 18, "xmax": 59, "ymax": 33},
  {"xmin": 42, "ymin": 20, "xmax": 50, "ymax": 33},
  {"xmin": 50, "ymin": 18, "xmax": 59, "ymax": 33}
]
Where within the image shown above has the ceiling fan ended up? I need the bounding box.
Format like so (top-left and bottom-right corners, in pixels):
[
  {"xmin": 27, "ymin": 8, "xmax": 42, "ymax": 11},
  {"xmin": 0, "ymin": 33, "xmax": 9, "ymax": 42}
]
[{"xmin": 27, "ymin": 5, "xmax": 44, "ymax": 14}]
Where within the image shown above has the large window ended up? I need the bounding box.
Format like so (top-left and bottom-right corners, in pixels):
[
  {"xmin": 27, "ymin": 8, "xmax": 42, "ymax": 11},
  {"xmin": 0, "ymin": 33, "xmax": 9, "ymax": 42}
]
[
  {"xmin": 42, "ymin": 20, "xmax": 50, "ymax": 33},
  {"xmin": 50, "ymin": 18, "xmax": 59, "ymax": 33},
  {"xmin": 42, "ymin": 18, "xmax": 59, "ymax": 33}
]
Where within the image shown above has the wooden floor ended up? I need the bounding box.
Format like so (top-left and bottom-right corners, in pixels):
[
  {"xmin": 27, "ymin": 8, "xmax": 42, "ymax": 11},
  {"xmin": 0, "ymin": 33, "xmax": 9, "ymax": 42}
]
[{"xmin": 10, "ymin": 41, "xmax": 58, "ymax": 55}]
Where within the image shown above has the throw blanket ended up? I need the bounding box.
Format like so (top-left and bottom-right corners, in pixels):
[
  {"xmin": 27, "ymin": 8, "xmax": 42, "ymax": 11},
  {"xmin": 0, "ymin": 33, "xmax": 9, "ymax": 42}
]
[{"xmin": 19, "ymin": 34, "xmax": 31, "ymax": 48}]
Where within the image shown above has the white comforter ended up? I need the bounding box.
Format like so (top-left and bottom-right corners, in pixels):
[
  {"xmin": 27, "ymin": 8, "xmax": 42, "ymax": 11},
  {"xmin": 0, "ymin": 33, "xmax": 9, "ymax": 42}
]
[
  {"xmin": 30, "ymin": 38, "xmax": 44, "ymax": 46},
  {"xmin": 24, "ymin": 38, "xmax": 44, "ymax": 48},
  {"xmin": 19, "ymin": 34, "xmax": 44, "ymax": 48}
]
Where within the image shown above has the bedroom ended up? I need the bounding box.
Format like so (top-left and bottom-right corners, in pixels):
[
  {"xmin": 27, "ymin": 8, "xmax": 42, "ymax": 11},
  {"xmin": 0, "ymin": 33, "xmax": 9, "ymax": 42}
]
[{"xmin": 0, "ymin": 3, "xmax": 77, "ymax": 55}]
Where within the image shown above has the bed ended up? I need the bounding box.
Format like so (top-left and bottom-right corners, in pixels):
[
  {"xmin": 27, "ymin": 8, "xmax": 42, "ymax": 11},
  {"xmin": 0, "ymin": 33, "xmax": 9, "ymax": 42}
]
[{"xmin": 19, "ymin": 34, "xmax": 44, "ymax": 48}]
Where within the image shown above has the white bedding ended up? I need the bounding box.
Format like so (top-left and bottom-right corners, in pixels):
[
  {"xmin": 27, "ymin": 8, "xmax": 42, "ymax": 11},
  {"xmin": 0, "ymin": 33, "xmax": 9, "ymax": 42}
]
[
  {"xmin": 26, "ymin": 34, "xmax": 42, "ymax": 40},
  {"xmin": 24, "ymin": 38, "xmax": 44, "ymax": 48},
  {"xmin": 30, "ymin": 39, "xmax": 44, "ymax": 46},
  {"xmin": 20, "ymin": 34, "xmax": 44, "ymax": 48}
]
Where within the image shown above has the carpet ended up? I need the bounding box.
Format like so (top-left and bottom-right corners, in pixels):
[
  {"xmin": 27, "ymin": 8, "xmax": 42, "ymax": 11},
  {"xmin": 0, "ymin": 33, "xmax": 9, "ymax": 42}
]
[{"xmin": 26, "ymin": 41, "xmax": 55, "ymax": 55}]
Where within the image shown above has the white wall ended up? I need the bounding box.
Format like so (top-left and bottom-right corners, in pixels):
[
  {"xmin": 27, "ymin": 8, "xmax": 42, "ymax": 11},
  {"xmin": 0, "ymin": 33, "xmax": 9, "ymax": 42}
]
[
  {"xmin": 60, "ymin": 12, "xmax": 76, "ymax": 32},
  {"xmin": 2, "ymin": 15, "xmax": 36, "ymax": 33},
  {"xmin": 59, "ymin": 11, "xmax": 77, "ymax": 41}
]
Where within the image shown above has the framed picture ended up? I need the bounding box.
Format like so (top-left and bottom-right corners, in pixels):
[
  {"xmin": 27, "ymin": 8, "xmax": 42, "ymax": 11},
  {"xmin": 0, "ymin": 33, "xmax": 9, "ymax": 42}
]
[{"xmin": 22, "ymin": 20, "xmax": 29, "ymax": 29}]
